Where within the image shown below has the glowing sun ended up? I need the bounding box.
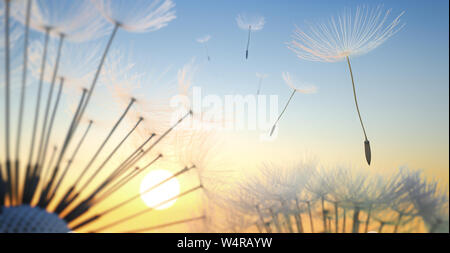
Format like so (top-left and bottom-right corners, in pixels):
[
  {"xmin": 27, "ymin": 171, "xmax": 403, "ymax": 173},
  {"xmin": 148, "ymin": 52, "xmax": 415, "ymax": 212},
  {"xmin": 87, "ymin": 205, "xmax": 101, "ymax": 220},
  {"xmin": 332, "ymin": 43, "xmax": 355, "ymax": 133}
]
[{"xmin": 140, "ymin": 170, "xmax": 180, "ymax": 210}]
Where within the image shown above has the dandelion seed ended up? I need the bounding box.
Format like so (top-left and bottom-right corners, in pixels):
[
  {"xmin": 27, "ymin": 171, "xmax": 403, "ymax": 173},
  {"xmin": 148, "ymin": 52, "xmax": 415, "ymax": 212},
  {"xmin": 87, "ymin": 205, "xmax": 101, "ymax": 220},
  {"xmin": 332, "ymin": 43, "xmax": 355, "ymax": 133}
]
[
  {"xmin": 236, "ymin": 13, "xmax": 265, "ymax": 59},
  {"xmin": 255, "ymin": 72, "xmax": 268, "ymax": 95},
  {"xmin": 197, "ymin": 35, "xmax": 211, "ymax": 61},
  {"xmin": 270, "ymin": 72, "xmax": 316, "ymax": 136},
  {"xmin": 38, "ymin": 77, "xmax": 65, "ymax": 173},
  {"xmin": 287, "ymin": 5, "xmax": 405, "ymax": 165},
  {"xmin": 11, "ymin": 0, "xmax": 111, "ymax": 42}
]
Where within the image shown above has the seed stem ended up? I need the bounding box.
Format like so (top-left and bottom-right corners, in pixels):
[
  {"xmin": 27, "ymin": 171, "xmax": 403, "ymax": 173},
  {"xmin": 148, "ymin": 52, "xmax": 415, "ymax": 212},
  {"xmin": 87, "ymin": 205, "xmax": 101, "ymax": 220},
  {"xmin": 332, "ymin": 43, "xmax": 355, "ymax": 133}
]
[
  {"xmin": 73, "ymin": 23, "xmax": 119, "ymax": 134},
  {"xmin": 76, "ymin": 115, "xmax": 142, "ymax": 193},
  {"xmin": 39, "ymin": 78, "xmax": 65, "ymax": 169},
  {"xmin": 116, "ymin": 110, "xmax": 192, "ymax": 172},
  {"xmin": 270, "ymin": 89, "xmax": 296, "ymax": 136},
  {"xmin": 352, "ymin": 205, "xmax": 361, "ymax": 233},
  {"xmin": 36, "ymin": 89, "xmax": 87, "ymax": 205},
  {"xmin": 364, "ymin": 205, "xmax": 372, "ymax": 233},
  {"xmin": 90, "ymin": 155, "xmax": 169, "ymax": 207},
  {"xmin": 256, "ymin": 76, "xmax": 263, "ymax": 95},
  {"xmin": 15, "ymin": 0, "xmax": 32, "ymax": 205},
  {"xmin": 48, "ymin": 121, "xmax": 92, "ymax": 211},
  {"xmin": 37, "ymin": 146, "xmax": 57, "ymax": 202},
  {"xmin": 89, "ymin": 185, "xmax": 202, "ymax": 232},
  {"xmin": 346, "ymin": 56, "xmax": 368, "ymax": 140},
  {"xmin": 306, "ymin": 201, "xmax": 314, "ymax": 233},
  {"xmin": 204, "ymin": 44, "xmax": 210, "ymax": 61},
  {"xmin": 334, "ymin": 202, "xmax": 339, "ymax": 233},
  {"xmin": 36, "ymin": 34, "xmax": 65, "ymax": 167},
  {"xmin": 68, "ymin": 166, "xmax": 195, "ymax": 229},
  {"xmin": 245, "ymin": 25, "xmax": 251, "ymax": 59},
  {"xmin": 94, "ymin": 165, "xmax": 191, "ymax": 216},
  {"xmin": 63, "ymin": 98, "xmax": 136, "ymax": 204},
  {"xmin": 346, "ymin": 56, "xmax": 372, "ymax": 165},
  {"xmin": 26, "ymin": 27, "xmax": 51, "ymax": 190},
  {"xmin": 3, "ymin": 0, "xmax": 12, "ymax": 203},
  {"xmin": 4, "ymin": 0, "xmax": 11, "ymax": 164},
  {"xmin": 294, "ymin": 198, "xmax": 304, "ymax": 233}
]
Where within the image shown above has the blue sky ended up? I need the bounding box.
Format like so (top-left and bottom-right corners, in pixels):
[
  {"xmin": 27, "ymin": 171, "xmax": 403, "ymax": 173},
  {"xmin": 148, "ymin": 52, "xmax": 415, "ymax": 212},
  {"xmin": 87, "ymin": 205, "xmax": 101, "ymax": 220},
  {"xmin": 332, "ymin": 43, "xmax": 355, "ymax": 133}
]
[
  {"xmin": 117, "ymin": 0, "xmax": 448, "ymax": 106},
  {"xmin": 103, "ymin": 0, "xmax": 450, "ymax": 176},
  {"xmin": 2, "ymin": 0, "xmax": 448, "ymax": 179}
]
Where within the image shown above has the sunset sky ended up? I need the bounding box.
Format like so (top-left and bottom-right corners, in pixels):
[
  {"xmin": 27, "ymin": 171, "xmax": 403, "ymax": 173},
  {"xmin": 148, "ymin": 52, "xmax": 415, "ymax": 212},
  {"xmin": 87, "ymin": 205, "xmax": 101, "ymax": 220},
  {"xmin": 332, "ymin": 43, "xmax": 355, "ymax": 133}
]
[{"xmin": 0, "ymin": 0, "xmax": 448, "ymax": 232}]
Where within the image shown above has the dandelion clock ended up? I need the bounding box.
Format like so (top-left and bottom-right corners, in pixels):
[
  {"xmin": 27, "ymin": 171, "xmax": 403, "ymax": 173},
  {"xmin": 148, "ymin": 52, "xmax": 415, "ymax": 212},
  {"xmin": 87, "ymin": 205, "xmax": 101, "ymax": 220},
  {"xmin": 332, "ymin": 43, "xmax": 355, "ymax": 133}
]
[{"xmin": 288, "ymin": 5, "xmax": 405, "ymax": 165}]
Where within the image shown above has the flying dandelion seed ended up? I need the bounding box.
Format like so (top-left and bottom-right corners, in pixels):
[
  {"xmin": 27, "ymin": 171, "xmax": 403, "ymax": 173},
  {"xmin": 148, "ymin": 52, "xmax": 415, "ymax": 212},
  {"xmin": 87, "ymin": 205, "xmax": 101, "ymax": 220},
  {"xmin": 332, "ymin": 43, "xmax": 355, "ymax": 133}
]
[
  {"xmin": 236, "ymin": 13, "xmax": 265, "ymax": 60},
  {"xmin": 255, "ymin": 72, "xmax": 268, "ymax": 95},
  {"xmin": 270, "ymin": 72, "xmax": 316, "ymax": 136},
  {"xmin": 197, "ymin": 35, "xmax": 211, "ymax": 61},
  {"xmin": 287, "ymin": 5, "xmax": 405, "ymax": 165}
]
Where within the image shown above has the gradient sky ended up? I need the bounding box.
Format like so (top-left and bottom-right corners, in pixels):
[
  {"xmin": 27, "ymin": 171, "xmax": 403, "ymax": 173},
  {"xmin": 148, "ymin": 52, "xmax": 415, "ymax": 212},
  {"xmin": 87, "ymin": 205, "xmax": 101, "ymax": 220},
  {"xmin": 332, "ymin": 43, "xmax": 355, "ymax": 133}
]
[
  {"xmin": 0, "ymin": 0, "xmax": 448, "ymax": 232},
  {"xmin": 106, "ymin": 0, "xmax": 449, "ymax": 181},
  {"xmin": 2, "ymin": 0, "xmax": 449, "ymax": 179}
]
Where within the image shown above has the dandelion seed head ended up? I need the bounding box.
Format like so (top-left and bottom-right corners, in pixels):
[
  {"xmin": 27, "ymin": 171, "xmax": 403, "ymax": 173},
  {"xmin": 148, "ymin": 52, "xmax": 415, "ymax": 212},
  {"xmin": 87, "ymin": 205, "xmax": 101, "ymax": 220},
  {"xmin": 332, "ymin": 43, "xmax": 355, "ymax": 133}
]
[
  {"xmin": 196, "ymin": 35, "xmax": 211, "ymax": 44},
  {"xmin": 236, "ymin": 13, "xmax": 265, "ymax": 31},
  {"xmin": 287, "ymin": 5, "xmax": 405, "ymax": 62},
  {"xmin": 282, "ymin": 72, "xmax": 317, "ymax": 94},
  {"xmin": 93, "ymin": 0, "xmax": 176, "ymax": 33},
  {"xmin": 398, "ymin": 169, "xmax": 450, "ymax": 232},
  {"xmin": 0, "ymin": 206, "xmax": 70, "ymax": 233}
]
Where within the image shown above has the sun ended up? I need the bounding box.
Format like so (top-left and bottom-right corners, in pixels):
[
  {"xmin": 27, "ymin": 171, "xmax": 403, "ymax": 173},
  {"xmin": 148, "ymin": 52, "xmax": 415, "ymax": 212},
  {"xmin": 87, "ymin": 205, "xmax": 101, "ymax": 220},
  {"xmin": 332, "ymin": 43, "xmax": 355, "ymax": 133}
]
[{"xmin": 140, "ymin": 170, "xmax": 180, "ymax": 210}]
